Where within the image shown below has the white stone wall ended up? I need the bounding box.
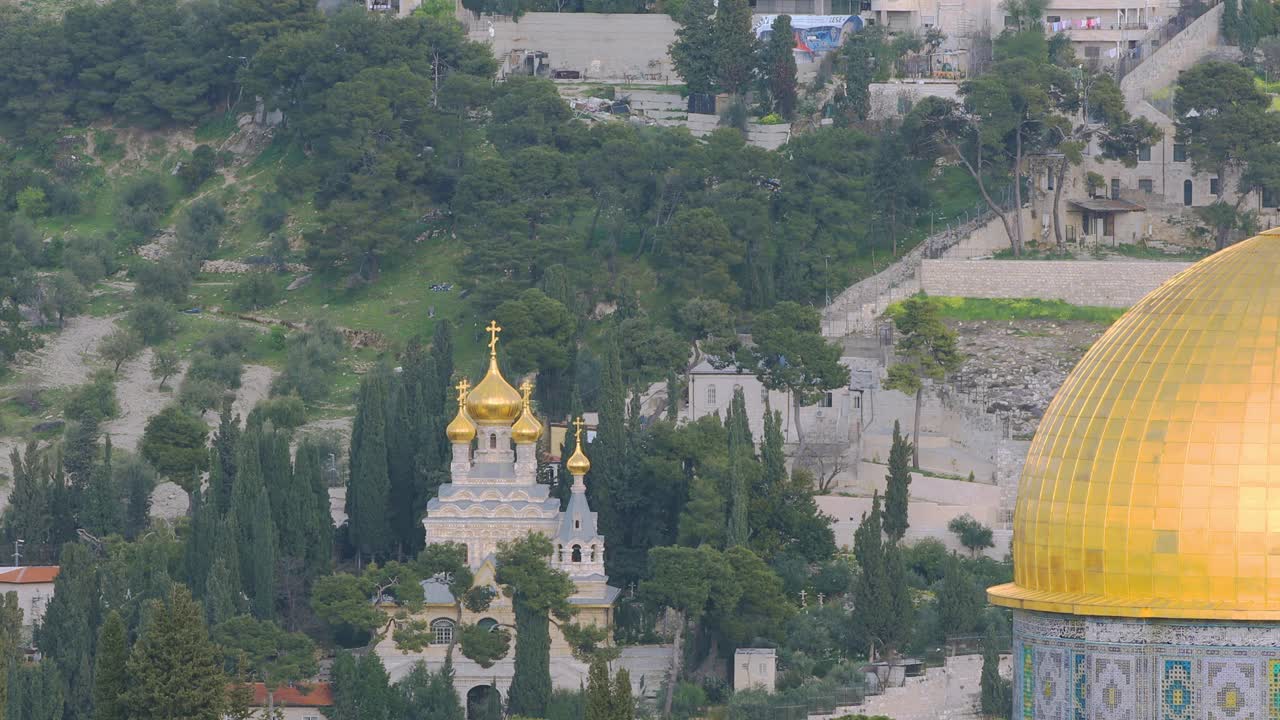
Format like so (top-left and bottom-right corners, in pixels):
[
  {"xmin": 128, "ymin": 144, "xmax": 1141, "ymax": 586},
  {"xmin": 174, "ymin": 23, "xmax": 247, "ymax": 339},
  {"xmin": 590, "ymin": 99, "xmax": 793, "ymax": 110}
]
[
  {"xmin": 475, "ymin": 13, "xmax": 680, "ymax": 80},
  {"xmin": 920, "ymin": 259, "xmax": 1191, "ymax": 307},
  {"xmin": 867, "ymin": 80, "xmax": 960, "ymax": 122}
]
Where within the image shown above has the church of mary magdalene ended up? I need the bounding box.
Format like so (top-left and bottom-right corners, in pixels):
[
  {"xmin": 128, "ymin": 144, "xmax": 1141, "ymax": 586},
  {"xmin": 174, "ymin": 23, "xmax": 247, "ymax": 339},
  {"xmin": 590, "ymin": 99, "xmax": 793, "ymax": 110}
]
[{"xmin": 374, "ymin": 321, "xmax": 619, "ymax": 702}]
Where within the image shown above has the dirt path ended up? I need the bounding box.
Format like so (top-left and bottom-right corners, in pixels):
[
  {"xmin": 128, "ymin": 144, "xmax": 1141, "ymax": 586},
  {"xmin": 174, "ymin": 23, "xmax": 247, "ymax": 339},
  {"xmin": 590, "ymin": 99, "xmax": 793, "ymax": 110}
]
[{"xmin": 105, "ymin": 348, "xmax": 185, "ymax": 453}]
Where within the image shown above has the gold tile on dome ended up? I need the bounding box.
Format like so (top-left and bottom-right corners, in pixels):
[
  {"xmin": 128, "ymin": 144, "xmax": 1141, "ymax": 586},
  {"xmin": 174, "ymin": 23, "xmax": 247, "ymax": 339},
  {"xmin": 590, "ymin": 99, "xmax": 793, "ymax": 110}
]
[{"xmin": 987, "ymin": 232, "xmax": 1280, "ymax": 620}]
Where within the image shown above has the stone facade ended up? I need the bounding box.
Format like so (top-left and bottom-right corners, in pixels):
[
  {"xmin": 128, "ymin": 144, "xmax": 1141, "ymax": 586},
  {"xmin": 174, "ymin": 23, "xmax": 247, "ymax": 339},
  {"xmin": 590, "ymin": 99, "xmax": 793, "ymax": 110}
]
[
  {"xmin": 919, "ymin": 259, "xmax": 1191, "ymax": 307},
  {"xmin": 1012, "ymin": 609, "xmax": 1280, "ymax": 720}
]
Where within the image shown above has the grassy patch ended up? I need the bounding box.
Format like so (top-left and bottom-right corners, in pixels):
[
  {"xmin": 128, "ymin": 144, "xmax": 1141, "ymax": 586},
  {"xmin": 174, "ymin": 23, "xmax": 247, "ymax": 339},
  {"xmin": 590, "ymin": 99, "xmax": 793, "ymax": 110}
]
[
  {"xmin": 1107, "ymin": 243, "xmax": 1210, "ymax": 261},
  {"xmin": 888, "ymin": 296, "xmax": 1125, "ymax": 324},
  {"xmin": 194, "ymin": 113, "xmax": 240, "ymax": 142}
]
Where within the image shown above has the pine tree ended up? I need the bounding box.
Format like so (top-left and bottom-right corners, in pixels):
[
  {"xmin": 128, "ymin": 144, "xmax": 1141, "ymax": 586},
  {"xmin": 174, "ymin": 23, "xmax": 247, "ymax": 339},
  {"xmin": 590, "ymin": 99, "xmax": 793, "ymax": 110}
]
[
  {"xmin": 937, "ymin": 553, "xmax": 980, "ymax": 637},
  {"xmin": 712, "ymin": 0, "xmax": 756, "ymax": 96},
  {"xmin": 980, "ymin": 626, "xmax": 1011, "ymax": 718},
  {"xmin": 347, "ymin": 369, "xmax": 392, "ymax": 562},
  {"xmin": 850, "ymin": 492, "xmax": 888, "ymax": 660},
  {"xmin": 611, "ymin": 668, "xmax": 634, "ymax": 720},
  {"xmin": 33, "ymin": 543, "xmax": 98, "ymax": 720},
  {"xmin": 93, "ymin": 611, "xmax": 128, "ymax": 720},
  {"xmin": 761, "ymin": 14, "xmax": 798, "ymax": 119},
  {"xmin": 726, "ymin": 387, "xmax": 752, "ymax": 547},
  {"xmin": 585, "ymin": 655, "xmax": 612, "ymax": 720},
  {"xmin": 883, "ymin": 420, "xmax": 913, "ymax": 544},
  {"xmin": 122, "ymin": 586, "xmax": 226, "ymax": 720}
]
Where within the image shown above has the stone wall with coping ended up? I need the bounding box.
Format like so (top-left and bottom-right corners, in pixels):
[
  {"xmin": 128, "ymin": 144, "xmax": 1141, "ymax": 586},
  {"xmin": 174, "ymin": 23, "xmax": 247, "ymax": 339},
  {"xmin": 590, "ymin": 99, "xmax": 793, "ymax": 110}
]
[{"xmin": 920, "ymin": 259, "xmax": 1191, "ymax": 307}]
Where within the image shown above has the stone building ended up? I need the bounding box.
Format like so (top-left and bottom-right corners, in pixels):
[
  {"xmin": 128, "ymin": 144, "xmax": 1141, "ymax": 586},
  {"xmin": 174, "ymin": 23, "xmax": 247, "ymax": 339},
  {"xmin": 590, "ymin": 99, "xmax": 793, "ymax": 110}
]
[
  {"xmin": 0, "ymin": 566, "xmax": 58, "ymax": 627},
  {"xmin": 989, "ymin": 230, "xmax": 1280, "ymax": 718},
  {"xmin": 375, "ymin": 323, "xmax": 618, "ymax": 702}
]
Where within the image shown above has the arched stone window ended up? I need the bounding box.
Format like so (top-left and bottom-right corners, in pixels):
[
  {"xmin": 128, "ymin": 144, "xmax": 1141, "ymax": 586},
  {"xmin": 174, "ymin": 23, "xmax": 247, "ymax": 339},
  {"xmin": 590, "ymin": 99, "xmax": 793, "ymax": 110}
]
[
  {"xmin": 590, "ymin": 544, "xmax": 597, "ymax": 562},
  {"xmin": 572, "ymin": 544, "xmax": 583, "ymax": 563},
  {"xmin": 477, "ymin": 618, "xmax": 499, "ymax": 632},
  {"xmin": 489, "ymin": 433, "xmax": 497, "ymax": 449},
  {"xmin": 430, "ymin": 618, "xmax": 456, "ymax": 645}
]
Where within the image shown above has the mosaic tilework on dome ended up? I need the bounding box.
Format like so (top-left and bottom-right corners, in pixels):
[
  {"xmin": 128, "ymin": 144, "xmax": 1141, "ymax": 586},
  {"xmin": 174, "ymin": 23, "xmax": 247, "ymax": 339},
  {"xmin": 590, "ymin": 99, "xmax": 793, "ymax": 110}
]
[{"xmin": 990, "ymin": 229, "xmax": 1280, "ymax": 619}]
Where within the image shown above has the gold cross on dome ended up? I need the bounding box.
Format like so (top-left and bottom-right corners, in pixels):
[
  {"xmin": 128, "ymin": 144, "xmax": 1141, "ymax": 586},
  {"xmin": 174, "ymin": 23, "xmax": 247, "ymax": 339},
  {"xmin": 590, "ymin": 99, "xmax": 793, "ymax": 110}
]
[
  {"xmin": 519, "ymin": 380, "xmax": 534, "ymax": 406},
  {"xmin": 485, "ymin": 320, "xmax": 501, "ymax": 355},
  {"xmin": 572, "ymin": 416, "xmax": 585, "ymax": 443},
  {"xmin": 454, "ymin": 378, "xmax": 470, "ymax": 402}
]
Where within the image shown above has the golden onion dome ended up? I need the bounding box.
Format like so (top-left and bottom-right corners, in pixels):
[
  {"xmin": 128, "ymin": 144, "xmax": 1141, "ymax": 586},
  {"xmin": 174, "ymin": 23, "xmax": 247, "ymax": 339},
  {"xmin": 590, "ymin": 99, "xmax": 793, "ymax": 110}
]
[
  {"xmin": 465, "ymin": 321, "xmax": 523, "ymax": 426},
  {"xmin": 566, "ymin": 444, "xmax": 591, "ymax": 476},
  {"xmin": 566, "ymin": 416, "xmax": 590, "ymax": 475},
  {"xmin": 446, "ymin": 379, "xmax": 477, "ymax": 443},
  {"xmin": 989, "ymin": 229, "xmax": 1280, "ymax": 620},
  {"xmin": 512, "ymin": 380, "xmax": 543, "ymax": 444}
]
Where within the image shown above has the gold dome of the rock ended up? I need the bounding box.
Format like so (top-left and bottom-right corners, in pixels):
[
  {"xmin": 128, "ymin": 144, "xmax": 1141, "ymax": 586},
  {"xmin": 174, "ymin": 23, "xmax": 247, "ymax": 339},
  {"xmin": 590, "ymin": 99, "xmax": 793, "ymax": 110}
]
[{"xmin": 989, "ymin": 230, "xmax": 1280, "ymax": 620}]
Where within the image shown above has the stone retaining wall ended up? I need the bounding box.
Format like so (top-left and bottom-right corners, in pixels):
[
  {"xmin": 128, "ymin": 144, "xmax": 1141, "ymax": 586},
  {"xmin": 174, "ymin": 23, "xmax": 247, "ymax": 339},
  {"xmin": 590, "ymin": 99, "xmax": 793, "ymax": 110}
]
[{"xmin": 920, "ymin": 259, "xmax": 1191, "ymax": 307}]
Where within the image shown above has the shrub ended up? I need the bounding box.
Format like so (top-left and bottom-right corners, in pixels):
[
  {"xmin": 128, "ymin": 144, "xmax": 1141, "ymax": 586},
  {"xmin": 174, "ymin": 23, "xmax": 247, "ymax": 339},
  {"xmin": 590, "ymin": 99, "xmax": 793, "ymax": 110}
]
[
  {"xmin": 126, "ymin": 299, "xmax": 180, "ymax": 345},
  {"xmin": 116, "ymin": 176, "xmax": 174, "ymax": 240},
  {"xmin": 758, "ymin": 112, "xmax": 784, "ymax": 125},
  {"xmin": 178, "ymin": 376, "xmax": 231, "ymax": 415},
  {"xmin": 229, "ymin": 273, "xmax": 282, "ymax": 310},
  {"xmin": 64, "ymin": 369, "xmax": 119, "ymax": 421},
  {"xmin": 198, "ymin": 325, "xmax": 254, "ymax": 358},
  {"xmin": 254, "ymin": 192, "xmax": 289, "ymax": 233},
  {"xmin": 246, "ymin": 395, "xmax": 306, "ymax": 430},
  {"xmin": 133, "ymin": 257, "xmax": 193, "ymax": 304},
  {"xmin": 268, "ymin": 326, "xmax": 288, "ymax": 352},
  {"xmin": 186, "ymin": 351, "xmax": 243, "ymax": 390},
  {"xmin": 671, "ymin": 682, "xmax": 706, "ymax": 720},
  {"xmin": 178, "ymin": 145, "xmax": 218, "ymax": 194},
  {"xmin": 16, "ymin": 186, "xmax": 49, "ymax": 217},
  {"xmin": 271, "ymin": 320, "xmax": 345, "ymax": 402},
  {"xmin": 175, "ymin": 197, "xmax": 226, "ymax": 261}
]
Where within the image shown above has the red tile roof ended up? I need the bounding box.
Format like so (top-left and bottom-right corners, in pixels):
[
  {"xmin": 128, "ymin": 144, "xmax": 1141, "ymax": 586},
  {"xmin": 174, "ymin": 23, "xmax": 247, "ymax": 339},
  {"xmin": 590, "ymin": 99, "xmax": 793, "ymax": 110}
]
[
  {"xmin": 250, "ymin": 683, "xmax": 332, "ymax": 707},
  {"xmin": 0, "ymin": 567, "xmax": 59, "ymax": 584}
]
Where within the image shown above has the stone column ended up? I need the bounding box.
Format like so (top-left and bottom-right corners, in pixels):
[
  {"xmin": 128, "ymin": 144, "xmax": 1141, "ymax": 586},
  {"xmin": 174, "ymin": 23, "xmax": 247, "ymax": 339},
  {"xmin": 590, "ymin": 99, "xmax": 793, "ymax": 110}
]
[
  {"xmin": 451, "ymin": 442, "xmax": 471, "ymax": 481},
  {"xmin": 514, "ymin": 442, "xmax": 536, "ymax": 484}
]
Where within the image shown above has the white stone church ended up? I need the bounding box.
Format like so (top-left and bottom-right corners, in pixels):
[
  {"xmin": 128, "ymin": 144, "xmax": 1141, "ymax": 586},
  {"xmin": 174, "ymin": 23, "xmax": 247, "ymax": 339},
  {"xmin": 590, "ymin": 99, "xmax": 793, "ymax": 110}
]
[{"xmin": 373, "ymin": 323, "xmax": 619, "ymax": 707}]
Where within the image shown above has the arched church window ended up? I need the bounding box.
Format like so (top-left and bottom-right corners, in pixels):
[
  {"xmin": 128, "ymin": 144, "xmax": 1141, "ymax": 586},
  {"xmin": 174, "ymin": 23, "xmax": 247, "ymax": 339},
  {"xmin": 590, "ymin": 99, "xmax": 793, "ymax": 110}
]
[
  {"xmin": 430, "ymin": 618, "xmax": 456, "ymax": 645},
  {"xmin": 572, "ymin": 545, "xmax": 583, "ymax": 563},
  {"xmin": 478, "ymin": 618, "xmax": 499, "ymax": 632},
  {"xmin": 590, "ymin": 544, "xmax": 597, "ymax": 562},
  {"xmin": 489, "ymin": 434, "xmax": 497, "ymax": 449}
]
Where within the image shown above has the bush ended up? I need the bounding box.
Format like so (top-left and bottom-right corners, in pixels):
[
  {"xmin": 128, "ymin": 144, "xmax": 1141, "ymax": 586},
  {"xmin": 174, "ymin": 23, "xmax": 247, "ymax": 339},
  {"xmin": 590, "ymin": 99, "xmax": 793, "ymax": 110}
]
[
  {"xmin": 544, "ymin": 689, "xmax": 585, "ymax": 720},
  {"xmin": 64, "ymin": 369, "xmax": 119, "ymax": 421},
  {"xmin": 133, "ymin": 257, "xmax": 193, "ymax": 304},
  {"xmin": 229, "ymin": 273, "xmax": 282, "ymax": 310},
  {"xmin": 198, "ymin": 325, "xmax": 254, "ymax": 358},
  {"xmin": 66, "ymin": 234, "xmax": 121, "ymax": 284},
  {"xmin": 254, "ymin": 192, "xmax": 289, "ymax": 233},
  {"xmin": 758, "ymin": 112, "xmax": 784, "ymax": 125},
  {"xmin": 671, "ymin": 682, "xmax": 706, "ymax": 720},
  {"xmin": 178, "ymin": 145, "xmax": 218, "ymax": 193},
  {"xmin": 117, "ymin": 176, "xmax": 174, "ymax": 240},
  {"xmin": 126, "ymin": 299, "xmax": 180, "ymax": 345},
  {"xmin": 16, "ymin": 186, "xmax": 49, "ymax": 217},
  {"xmin": 246, "ymin": 395, "xmax": 306, "ymax": 430},
  {"xmin": 271, "ymin": 320, "xmax": 345, "ymax": 402},
  {"xmin": 178, "ymin": 376, "xmax": 231, "ymax": 415},
  {"xmin": 186, "ymin": 351, "xmax": 243, "ymax": 389},
  {"xmin": 175, "ymin": 197, "xmax": 226, "ymax": 261}
]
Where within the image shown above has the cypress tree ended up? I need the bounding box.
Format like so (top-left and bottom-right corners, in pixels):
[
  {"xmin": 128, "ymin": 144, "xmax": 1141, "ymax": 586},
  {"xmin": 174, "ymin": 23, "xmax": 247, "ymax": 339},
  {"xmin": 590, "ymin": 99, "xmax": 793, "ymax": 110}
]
[
  {"xmin": 678, "ymin": 475, "xmax": 725, "ymax": 548},
  {"xmin": 584, "ymin": 656, "xmax": 612, "ymax": 720},
  {"xmin": 0, "ymin": 593, "xmax": 22, "ymax": 720},
  {"xmin": 3, "ymin": 442, "xmax": 52, "ymax": 547},
  {"xmin": 711, "ymin": 0, "xmax": 756, "ymax": 96},
  {"xmin": 230, "ymin": 427, "xmax": 264, "ymax": 590},
  {"xmin": 93, "ymin": 611, "xmax": 128, "ymax": 720},
  {"xmin": 62, "ymin": 417, "xmax": 100, "ymax": 488},
  {"xmin": 329, "ymin": 653, "xmax": 358, "ymax": 720},
  {"xmin": 5, "ymin": 662, "xmax": 63, "ymax": 720},
  {"xmin": 850, "ymin": 492, "xmax": 888, "ymax": 660},
  {"xmin": 260, "ymin": 423, "xmax": 293, "ymax": 525},
  {"xmin": 883, "ymin": 420, "xmax": 913, "ymax": 544},
  {"xmin": 347, "ymin": 369, "xmax": 392, "ymax": 562},
  {"xmin": 403, "ymin": 342, "xmax": 444, "ymax": 523},
  {"xmin": 118, "ymin": 455, "xmax": 155, "ymax": 541},
  {"xmin": 249, "ymin": 487, "xmax": 277, "ymax": 620},
  {"xmin": 555, "ymin": 387, "xmax": 584, "ymax": 509},
  {"xmin": 509, "ymin": 601, "xmax": 553, "ymax": 717},
  {"xmin": 81, "ymin": 436, "xmax": 121, "ymax": 538},
  {"xmin": 665, "ymin": 372, "xmax": 680, "ymax": 422},
  {"xmin": 762, "ymin": 14, "xmax": 798, "ymax": 119},
  {"xmin": 726, "ymin": 387, "xmax": 752, "ymax": 547},
  {"xmin": 980, "ymin": 626, "xmax": 1010, "ymax": 718},
  {"xmin": 937, "ymin": 553, "xmax": 980, "ymax": 637},
  {"xmin": 611, "ymin": 668, "xmax": 634, "ymax": 720},
  {"xmin": 588, "ymin": 329, "xmax": 625, "ymax": 569},
  {"xmin": 122, "ymin": 586, "xmax": 226, "ymax": 720},
  {"xmin": 294, "ymin": 440, "xmax": 334, "ymax": 577},
  {"xmin": 497, "ymin": 535, "xmax": 575, "ymax": 719},
  {"xmin": 209, "ymin": 404, "xmax": 240, "ymax": 516},
  {"xmin": 883, "ymin": 542, "xmax": 913, "ymax": 652},
  {"xmin": 204, "ymin": 557, "xmax": 239, "ymax": 627},
  {"xmin": 33, "ymin": 543, "xmax": 98, "ymax": 720},
  {"xmin": 384, "ymin": 369, "xmax": 418, "ymax": 557},
  {"xmin": 761, "ymin": 408, "xmax": 786, "ymax": 489},
  {"xmin": 183, "ymin": 489, "xmax": 216, "ymax": 596}
]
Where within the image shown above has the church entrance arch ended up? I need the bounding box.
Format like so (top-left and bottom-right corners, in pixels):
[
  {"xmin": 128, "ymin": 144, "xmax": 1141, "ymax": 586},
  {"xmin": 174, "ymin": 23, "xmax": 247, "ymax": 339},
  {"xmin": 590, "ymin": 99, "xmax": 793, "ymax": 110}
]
[{"xmin": 467, "ymin": 685, "xmax": 502, "ymax": 720}]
